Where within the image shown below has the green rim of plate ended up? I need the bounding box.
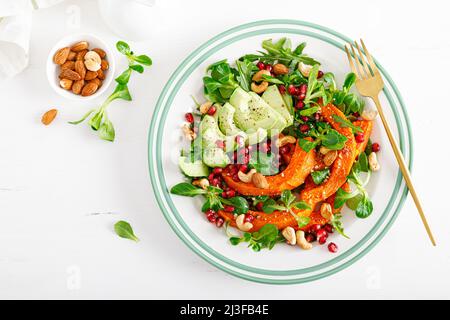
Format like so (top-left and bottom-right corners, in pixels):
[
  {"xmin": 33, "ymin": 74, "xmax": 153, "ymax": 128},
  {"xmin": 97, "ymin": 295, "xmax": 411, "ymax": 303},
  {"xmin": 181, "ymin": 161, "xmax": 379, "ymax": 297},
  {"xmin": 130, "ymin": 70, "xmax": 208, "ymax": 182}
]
[{"xmin": 148, "ymin": 20, "xmax": 413, "ymax": 284}]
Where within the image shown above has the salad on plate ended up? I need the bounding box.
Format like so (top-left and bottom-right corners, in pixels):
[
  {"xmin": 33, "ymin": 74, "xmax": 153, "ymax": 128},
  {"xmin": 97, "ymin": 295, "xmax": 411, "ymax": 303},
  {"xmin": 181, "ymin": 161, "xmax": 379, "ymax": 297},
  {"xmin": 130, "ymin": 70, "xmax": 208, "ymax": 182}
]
[{"xmin": 170, "ymin": 38, "xmax": 381, "ymax": 254}]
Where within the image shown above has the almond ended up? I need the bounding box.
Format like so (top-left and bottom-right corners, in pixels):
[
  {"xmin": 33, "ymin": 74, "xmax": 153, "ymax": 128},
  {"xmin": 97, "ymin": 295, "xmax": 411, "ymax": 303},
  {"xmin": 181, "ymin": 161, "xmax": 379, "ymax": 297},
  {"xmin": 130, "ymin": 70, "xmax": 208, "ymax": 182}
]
[
  {"xmin": 67, "ymin": 51, "xmax": 77, "ymax": 61},
  {"xmin": 88, "ymin": 78, "xmax": 102, "ymax": 88},
  {"xmin": 85, "ymin": 71, "xmax": 98, "ymax": 80},
  {"xmin": 81, "ymin": 82, "xmax": 98, "ymax": 96},
  {"xmin": 71, "ymin": 41, "xmax": 89, "ymax": 52},
  {"xmin": 61, "ymin": 61, "xmax": 75, "ymax": 70},
  {"xmin": 92, "ymin": 48, "xmax": 106, "ymax": 58},
  {"xmin": 74, "ymin": 60, "xmax": 86, "ymax": 79},
  {"xmin": 59, "ymin": 78, "xmax": 73, "ymax": 90},
  {"xmin": 252, "ymin": 173, "xmax": 269, "ymax": 189},
  {"xmin": 53, "ymin": 47, "xmax": 70, "ymax": 65},
  {"xmin": 72, "ymin": 80, "xmax": 85, "ymax": 95},
  {"xmin": 323, "ymin": 150, "xmax": 338, "ymax": 167},
  {"xmin": 100, "ymin": 59, "xmax": 109, "ymax": 71},
  {"xmin": 76, "ymin": 49, "xmax": 88, "ymax": 61},
  {"xmin": 97, "ymin": 68, "xmax": 105, "ymax": 80},
  {"xmin": 41, "ymin": 109, "xmax": 58, "ymax": 126},
  {"xmin": 273, "ymin": 63, "xmax": 289, "ymax": 75},
  {"xmin": 59, "ymin": 68, "xmax": 81, "ymax": 81}
]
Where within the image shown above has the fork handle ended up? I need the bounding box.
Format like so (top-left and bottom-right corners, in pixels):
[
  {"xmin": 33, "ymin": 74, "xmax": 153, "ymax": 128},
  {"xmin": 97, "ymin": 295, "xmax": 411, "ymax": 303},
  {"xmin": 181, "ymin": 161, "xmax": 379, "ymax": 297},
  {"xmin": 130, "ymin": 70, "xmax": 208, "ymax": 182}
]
[{"xmin": 372, "ymin": 96, "xmax": 436, "ymax": 246}]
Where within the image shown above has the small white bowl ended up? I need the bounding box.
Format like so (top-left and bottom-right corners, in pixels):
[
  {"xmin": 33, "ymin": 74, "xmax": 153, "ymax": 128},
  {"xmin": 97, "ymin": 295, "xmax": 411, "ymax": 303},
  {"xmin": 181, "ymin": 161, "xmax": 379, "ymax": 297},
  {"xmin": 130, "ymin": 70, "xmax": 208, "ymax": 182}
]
[{"xmin": 46, "ymin": 33, "xmax": 116, "ymax": 101}]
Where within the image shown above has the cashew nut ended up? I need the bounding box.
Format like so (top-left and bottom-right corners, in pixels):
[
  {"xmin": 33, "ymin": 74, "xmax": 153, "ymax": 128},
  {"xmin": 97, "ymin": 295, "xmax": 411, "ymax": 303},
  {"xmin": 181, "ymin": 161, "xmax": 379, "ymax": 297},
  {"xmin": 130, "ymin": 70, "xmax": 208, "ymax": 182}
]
[
  {"xmin": 282, "ymin": 227, "xmax": 297, "ymax": 246},
  {"xmin": 296, "ymin": 230, "xmax": 313, "ymax": 250},
  {"xmin": 200, "ymin": 101, "xmax": 213, "ymax": 114},
  {"xmin": 251, "ymin": 81, "xmax": 269, "ymax": 94},
  {"xmin": 252, "ymin": 70, "xmax": 271, "ymax": 82},
  {"xmin": 276, "ymin": 135, "xmax": 296, "ymax": 148},
  {"xmin": 361, "ymin": 108, "xmax": 378, "ymax": 121},
  {"xmin": 192, "ymin": 178, "xmax": 209, "ymax": 190},
  {"xmin": 298, "ymin": 62, "xmax": 313, "ymax": 77},
  {"xmin": 368, "ymin": 152, "xmax": 380, "ymax": 171},
  {"xmin": 236, "ymin": 214, "xmax": 253, "ymax": 232},
  {"xmin": 238, "ymin": 169, "xmax": 257, "ymax": 183},
  {"xmin": 320, "ymin": 203, "xmax": 333, "ymax": 220},
  {"xmin": 323, "ymin": 150, "xmax": 338, "ymax": 166},
  {"xmin": 182, "ymin": 123, "xmax": 196, "ymax": 141},
  {"xmin": 252, "ymin": 172, "xmax": 269, "ymax": 189}
]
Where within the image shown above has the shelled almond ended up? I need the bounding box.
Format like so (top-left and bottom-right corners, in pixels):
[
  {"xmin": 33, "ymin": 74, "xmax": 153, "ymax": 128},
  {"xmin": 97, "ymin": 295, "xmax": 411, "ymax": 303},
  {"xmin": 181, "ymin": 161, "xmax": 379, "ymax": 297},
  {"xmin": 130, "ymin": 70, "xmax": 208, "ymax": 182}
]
[{"xmin": 53, "ymin": 40, "xmax": 109, "ymax": 96}]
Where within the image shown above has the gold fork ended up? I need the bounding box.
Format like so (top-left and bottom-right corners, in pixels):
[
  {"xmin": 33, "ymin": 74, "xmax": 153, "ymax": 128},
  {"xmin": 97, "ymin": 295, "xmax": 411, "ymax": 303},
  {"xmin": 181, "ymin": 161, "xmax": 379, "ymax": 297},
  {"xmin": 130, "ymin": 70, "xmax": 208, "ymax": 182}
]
[{"xmin": 345, "ymin": 40, "xmax": 436, "ymax": 246}]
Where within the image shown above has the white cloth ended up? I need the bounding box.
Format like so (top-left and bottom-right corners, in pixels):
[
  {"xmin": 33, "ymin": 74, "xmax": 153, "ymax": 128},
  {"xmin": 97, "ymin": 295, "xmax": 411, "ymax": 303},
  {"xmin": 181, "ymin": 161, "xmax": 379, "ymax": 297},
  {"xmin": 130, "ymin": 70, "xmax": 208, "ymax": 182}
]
[{"xmin": 0, "ymin": 0, "xmax": 63, "ymax": 81}]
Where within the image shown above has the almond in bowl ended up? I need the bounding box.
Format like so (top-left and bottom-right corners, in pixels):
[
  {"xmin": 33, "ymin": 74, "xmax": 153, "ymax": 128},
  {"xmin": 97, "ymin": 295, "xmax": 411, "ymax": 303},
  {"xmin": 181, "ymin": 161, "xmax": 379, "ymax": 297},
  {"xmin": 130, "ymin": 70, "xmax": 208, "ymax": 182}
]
[
  {"xmin": 53, "ymin": 41, "xmax": 109, "ymax": 97},
  {"xmin": 47, "ymin": 34, "xmax": 115, "ymax": 101}
]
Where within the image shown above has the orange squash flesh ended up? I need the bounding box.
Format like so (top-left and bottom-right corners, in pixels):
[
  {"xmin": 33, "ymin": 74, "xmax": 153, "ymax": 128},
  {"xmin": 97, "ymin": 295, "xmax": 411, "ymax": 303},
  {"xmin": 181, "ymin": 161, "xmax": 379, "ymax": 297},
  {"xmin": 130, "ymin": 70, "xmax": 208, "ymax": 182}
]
[
  {"xmin": 222, "ymin": 140, "xmax": 316, "ymax": 196},
  {"xmin": 219, "ymin": 104, "xmax": 358, "ymax": 232},
  {"xmin": 354, "ymin": 120, "xmax": 373, "ymax": 156}
]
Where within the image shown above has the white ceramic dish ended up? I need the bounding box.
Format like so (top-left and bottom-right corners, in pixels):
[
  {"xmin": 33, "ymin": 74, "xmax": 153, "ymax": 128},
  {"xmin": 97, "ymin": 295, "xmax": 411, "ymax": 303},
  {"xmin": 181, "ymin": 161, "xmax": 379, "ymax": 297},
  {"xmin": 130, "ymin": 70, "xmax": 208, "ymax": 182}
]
[
  {"xmin": 46, "ymin": 33, "xmax": 116, "ymax": 101},
  {"xmin": 148, "ymin": 20, "xmax": 412, "ymax": 284}
]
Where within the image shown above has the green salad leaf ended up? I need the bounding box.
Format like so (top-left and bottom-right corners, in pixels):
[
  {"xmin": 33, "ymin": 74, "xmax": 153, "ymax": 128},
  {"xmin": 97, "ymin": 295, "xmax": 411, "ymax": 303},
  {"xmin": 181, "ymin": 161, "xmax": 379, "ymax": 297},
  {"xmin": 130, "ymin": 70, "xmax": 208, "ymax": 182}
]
[{"xmin": 114, "ymin": 221, "xmax": 139, "ymax": 242}]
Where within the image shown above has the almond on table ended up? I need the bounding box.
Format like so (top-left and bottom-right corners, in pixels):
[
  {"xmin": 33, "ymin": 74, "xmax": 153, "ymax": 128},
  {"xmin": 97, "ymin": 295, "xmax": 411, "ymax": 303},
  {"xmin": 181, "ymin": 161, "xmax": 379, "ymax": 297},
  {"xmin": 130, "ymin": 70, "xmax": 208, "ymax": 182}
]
[{"xmin": 41, "ymin": 109, "xmax": 58, "ymax": 126}]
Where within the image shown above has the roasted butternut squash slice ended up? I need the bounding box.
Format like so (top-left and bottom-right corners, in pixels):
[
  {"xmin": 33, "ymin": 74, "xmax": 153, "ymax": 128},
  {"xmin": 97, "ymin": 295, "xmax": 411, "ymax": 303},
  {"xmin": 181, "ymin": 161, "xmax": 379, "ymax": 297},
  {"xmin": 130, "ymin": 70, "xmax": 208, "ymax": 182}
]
[
  {"xmin": 354, "ymin": 120, "xmax": 373, "ymax": 156},
  {"xmin": 221, "ymin": 140, "xmax": 316, "ymax": 196},
  {"xmin": 219, "ymin": 104, "xmax": 359, "ymax": 232}
]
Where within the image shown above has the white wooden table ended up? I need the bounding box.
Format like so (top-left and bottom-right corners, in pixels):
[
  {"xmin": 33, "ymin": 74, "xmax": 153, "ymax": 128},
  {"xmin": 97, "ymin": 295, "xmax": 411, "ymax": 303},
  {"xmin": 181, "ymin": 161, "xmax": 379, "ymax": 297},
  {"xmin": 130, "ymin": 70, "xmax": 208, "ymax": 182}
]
[{"xmin": 0, "ymin": 0, "xmax": 449, "ymax": 299}]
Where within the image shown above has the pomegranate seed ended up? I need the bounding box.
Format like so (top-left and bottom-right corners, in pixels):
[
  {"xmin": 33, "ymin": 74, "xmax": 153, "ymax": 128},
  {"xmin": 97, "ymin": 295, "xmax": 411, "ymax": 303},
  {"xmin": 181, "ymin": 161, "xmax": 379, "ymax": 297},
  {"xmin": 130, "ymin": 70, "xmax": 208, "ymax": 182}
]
[
  {"xmin": 265, "ymin": 65, "xmax": 273, "ymax": 72},
  {"xmin": 235, "ymin": 135, "xmax": 245, "ymax": 146},
  {"xmin": 355, "ymin": 133, "xmax": 365, "ymax": 143},
  {"xmin": 318, "ymin": 70, "xmax": 324, "ymax": 78},
  {"xmin": 212, "ymin": 178, "xmax": 220, "ymax": 186},
  {"xmin": 215, "ymin": 140, "xmax": 225, "ymax": 149},
  {"xmin": 216, "ymin": 217, "xmax": 225, "ymax": 228},
  {"xmin": 310, "ymin": 224, "xmax": 322, "ymax": 233},
  {"xmin": 229, "ymin": 165, "xmax": 239, "ymax": 175},
  {"xmin": 257, "ymin": 61, "xmax": 265, "ymax": 70},
  {"xmin": 239, "ymin": 164, "xmax": 248, "ymax": 173},
  {"xmin": 279, "ymin": 85, "xmax": 286, "ymax": 94},
  {"xmin": 207, "ymin": 106, "xmax": 216, "ymax": 116},
  {"xmin": 256, "ymin": 202, "xmax": 264, "ymax": 211},
  {"xmin": 205, "ymin": 209, "xmax": 215, "ymax": 216},
  {"xmin": 224, "ymin": 205, "xmax": 235, "ymax": 213},
  {"xmin": 316, "ymin": 229, "xmax": 328, "ymax": 239},
  {"xmin": 299, "ymin": 84, "xmax": 308, "ymax": 94},
  {"xmin": 244, "ymin": 214, "xmax": 254, "ymax": 223},
  {"xmin": 298, "ymin": 93, "xmax": 306, "ymax": 100},
  {"xmin": 324, "ymin": 224, "xmax": 334, "ymax": 234},
  {"xmin": 314, "ymin": 113, "xmax": 320, "ymax": 121},
  {"xmin": 305, "ymin": 233, "xmax": 316, "ymax": 243},
  {"xmin": 372, "ymin": 142, "xmax": 381, "ymax": 153},
  {"xmin": 280, "ymin": 145, "xmax": 290, "ymax": 155},
  {"xmin": 301, "ymin": 116, "xmax": 309, "ymax": 122},
  {"xmin": 232, "ymin": 174, "xmax": 240, "ymax": 182},
  {"xmin": 226, "ymin": 190, "xmax": 236, "ymax": 198},
  {"xmin": 295, "ymin": 100, "xmax": 305, "ymax": 109},
  {"xmin": 221, "ymin": 191, "xmax": 229, "ymax": 199},
  {"xmin": 328, "ymin": 242, "xmax": 338, "ymax": 253},
  {"xmin": 318, "ymin": 235, "xmax": 327, "ymax": 245},
  {"xmin": 353, "ymin": 112, "xmax": 360, "ymax": 118},
  {"xmin": 300, "ymin": 124, "xmax": 310, "ymax": 133},
  {"xmin": 208, "ymin": 173, "xmax": 215, "ymax": 182},
  {"xmin": 185, "ymin": 112, "xmax": 194, "ymax": 123},
  {"xmin": 288, "ymin": 84, "xmax": 297, "ymax": 95},
  {"xmin": 213, "ymin": 167, "xmax": 223, "ymax": 175},
  {"xmin": 207, "ymin": 214, "xmax": 216, "ymax": 223}
]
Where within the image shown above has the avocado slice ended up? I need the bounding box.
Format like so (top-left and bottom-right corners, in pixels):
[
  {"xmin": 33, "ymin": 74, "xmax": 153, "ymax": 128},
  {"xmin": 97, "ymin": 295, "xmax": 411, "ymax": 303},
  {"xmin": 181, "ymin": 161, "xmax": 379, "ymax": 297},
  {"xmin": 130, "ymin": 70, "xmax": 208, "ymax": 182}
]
[
  {"xmin": 262, "ymin": 85, "xmax": 293, "ymax": 125},
  {"xmin": 178, "ymin": 156, "xmax": 209, "ymax": 177},
  {"xmin": 202, "ymin": 147, "xmax": 230, "ymax": 168},
  {"xmin": 229, "ymin": 88, "xmax": 287, "ymax": 135}
]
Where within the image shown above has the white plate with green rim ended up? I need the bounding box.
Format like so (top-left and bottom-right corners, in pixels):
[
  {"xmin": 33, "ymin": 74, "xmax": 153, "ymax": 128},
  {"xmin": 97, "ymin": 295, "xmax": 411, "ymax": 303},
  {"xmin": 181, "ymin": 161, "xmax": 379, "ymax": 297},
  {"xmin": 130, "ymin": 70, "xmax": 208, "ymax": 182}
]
[{"xmin": 148, "ymin": 20, "xmax": 412, "ymax": 284}]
